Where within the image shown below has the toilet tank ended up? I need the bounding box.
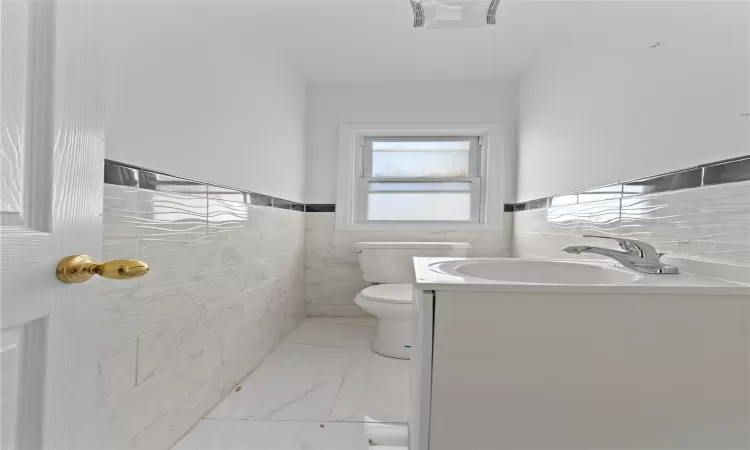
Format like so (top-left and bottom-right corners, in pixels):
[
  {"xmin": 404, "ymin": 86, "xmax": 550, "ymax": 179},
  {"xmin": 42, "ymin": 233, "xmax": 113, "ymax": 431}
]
[{"xmin": 355, "ymin": 242, "xmax": 471, "ymax": 284}]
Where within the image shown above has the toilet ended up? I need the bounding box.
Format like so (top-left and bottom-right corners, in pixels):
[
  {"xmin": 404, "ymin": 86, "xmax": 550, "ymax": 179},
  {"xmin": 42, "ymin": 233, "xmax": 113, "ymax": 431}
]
[{"xmin": 353, "ymin": 241, "xmax": 471, "ymax": 359}]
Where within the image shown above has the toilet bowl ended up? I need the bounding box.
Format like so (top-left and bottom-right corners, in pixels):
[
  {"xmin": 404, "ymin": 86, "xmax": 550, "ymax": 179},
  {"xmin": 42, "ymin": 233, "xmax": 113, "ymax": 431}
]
[
  {"xmin": 354, "ymin": 242, "xmax": 471, "ymax": 359},
  {"xmin": 354, "ymin": 284, "xmax": 414, "ymax": 359}
]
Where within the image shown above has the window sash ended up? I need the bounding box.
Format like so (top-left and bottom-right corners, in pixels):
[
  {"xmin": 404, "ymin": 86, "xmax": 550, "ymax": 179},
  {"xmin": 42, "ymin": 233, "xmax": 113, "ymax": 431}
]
[
  {"xmin": 356, "ymin": 178, "xmax": 482, "ymax": 223},
  {"xmin": 357, "ymin": 135, "xmax": 485, "ymax": 224},
  {"xmin": 362, "ymin": 136, "xmax": 481, "ymax": 179}
]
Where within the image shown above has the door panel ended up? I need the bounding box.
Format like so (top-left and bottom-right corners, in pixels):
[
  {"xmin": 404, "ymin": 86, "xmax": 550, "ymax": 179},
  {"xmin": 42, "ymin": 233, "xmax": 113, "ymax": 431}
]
[
  {"xmin": 1, "ymin": 0, "xmax": 105, "ymax": 449},
  {"xmin": 1, "ymin": 0, "xmax": 56, "ymax": 331},
  {"xmin": 0, "ymin": 0, "xmax": 26, "ymax": 218},
  {"xmin": 1, "ymin": 326, "xmax": 21, "ymax": 449}
]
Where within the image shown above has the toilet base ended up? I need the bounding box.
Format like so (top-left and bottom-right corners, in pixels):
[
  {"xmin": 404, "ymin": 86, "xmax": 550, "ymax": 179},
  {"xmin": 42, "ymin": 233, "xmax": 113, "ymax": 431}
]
[{"xmin": 371, "ymin": 317, "xmax": 412, "ymax": 360}]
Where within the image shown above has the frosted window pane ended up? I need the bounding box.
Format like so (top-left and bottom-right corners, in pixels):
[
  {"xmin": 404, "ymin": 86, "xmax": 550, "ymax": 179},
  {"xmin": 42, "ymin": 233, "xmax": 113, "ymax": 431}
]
[
  {"xmin": 371, "ymin": 140, "xmax": 472, "ymax": 178},
  {"xmin": 368, "ymin": 182, "xmax": 471, "ymax": 192},
  {"xmin": 367, "ymin": 192, "xmax": 472, "ymax": 221},
  {"xmin": 372, "ymin": 141, "xmax": 471, "ymax": 151}
]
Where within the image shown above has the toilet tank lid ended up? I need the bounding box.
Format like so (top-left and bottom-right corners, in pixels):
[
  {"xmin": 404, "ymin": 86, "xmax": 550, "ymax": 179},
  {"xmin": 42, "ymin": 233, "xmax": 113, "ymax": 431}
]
[{"xmin": 354, "ymin": 241, "xmax": 471, "ymax": 249}]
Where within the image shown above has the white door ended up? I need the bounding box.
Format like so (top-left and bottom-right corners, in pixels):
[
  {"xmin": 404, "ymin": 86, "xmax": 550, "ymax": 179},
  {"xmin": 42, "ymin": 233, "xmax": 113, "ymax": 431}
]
[{"xmin": 1, "ymin": 1, "xmax": 105, "ymax": 448}]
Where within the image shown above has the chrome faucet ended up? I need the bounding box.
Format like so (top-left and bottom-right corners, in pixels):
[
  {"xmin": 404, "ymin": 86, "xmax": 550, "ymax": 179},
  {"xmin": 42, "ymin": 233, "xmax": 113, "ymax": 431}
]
[{"xmin": 563, "ymin": 235, "xmax": 679, "ymax": 274}]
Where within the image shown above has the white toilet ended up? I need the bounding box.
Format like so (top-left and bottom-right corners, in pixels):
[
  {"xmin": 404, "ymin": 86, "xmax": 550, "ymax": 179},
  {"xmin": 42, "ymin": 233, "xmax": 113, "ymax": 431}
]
[{"xmin": 353, "ymin": 241, "xmax": 471, "ymax": 359}]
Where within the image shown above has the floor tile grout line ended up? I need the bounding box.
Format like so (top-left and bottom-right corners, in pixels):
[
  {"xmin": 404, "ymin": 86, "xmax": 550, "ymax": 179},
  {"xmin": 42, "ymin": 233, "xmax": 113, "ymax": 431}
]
[
  {"xmin": 326, "ymin": 357, "xmax": 352, "ymax": 421},
  {"xmin": 286, "ymin": 342, "xmax": 371, "ymax": 351},
  {"xmin": 200, "ymin": 417, "xmax": 408, "ymax": 425},
  {"xmin": 301, "ymin": 319, "xmax": 377, "ymax": 326}
]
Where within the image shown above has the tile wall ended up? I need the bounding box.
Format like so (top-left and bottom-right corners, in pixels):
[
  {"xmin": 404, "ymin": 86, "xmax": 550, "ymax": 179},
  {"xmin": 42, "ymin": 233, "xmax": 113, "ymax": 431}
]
[
  {"xmin": 98, "ymin": 163, "xmax": 306, "ymax": 449},
  {"xmin": 97, "ymin": 154, "xmax": 749, "ymax": 448},
  {"xmin": 513, "ymin": 156, "xmax": 750, "ymax": 272},
  {"xmin": 305, "ymin": 213, "xmax": 514, "ymax": 316}
]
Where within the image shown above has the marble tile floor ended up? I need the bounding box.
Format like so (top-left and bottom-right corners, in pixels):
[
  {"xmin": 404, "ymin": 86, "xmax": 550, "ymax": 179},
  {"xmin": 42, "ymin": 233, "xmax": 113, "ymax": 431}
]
[{"xmin": 172, "ymin": 317, "xmax": 409, "ymax": 449}]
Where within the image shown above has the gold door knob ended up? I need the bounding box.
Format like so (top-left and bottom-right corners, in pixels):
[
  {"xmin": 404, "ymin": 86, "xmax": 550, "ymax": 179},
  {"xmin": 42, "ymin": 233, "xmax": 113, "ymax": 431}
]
[{"xmin": 56, "ymin": 255, "xmax": 149, "ymax": 284}]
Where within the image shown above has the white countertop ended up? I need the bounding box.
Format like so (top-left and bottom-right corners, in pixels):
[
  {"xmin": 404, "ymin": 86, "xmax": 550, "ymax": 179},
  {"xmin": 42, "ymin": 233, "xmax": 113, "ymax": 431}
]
[{"xmin": 413, "ymin": 257, "xmax": 750, "ymax": 295}]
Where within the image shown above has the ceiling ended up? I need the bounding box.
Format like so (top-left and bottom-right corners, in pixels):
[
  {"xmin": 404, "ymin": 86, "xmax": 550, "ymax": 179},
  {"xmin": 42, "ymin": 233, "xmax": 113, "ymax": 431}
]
[
  {"xmin": 121, "ymin": 0, "xmax": 749, "ymax": 83},
  {"xmin": 246, "ymin": 0, "xmax": 561, "ymax": 82},
  {"xmin": 251, "ymin": 0, "xmax": 749, "ymax": 82}
]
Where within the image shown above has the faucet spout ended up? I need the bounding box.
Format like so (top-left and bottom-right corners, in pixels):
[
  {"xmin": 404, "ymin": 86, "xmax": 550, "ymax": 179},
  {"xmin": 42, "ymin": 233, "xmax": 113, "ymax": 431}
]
[
  {"xmin": 562, "ymin": 245, "xmax": 593, "ymax": 255},
  {"xmin": 561, "ymin": 237, "xmax": 678, "ymax": 275}
]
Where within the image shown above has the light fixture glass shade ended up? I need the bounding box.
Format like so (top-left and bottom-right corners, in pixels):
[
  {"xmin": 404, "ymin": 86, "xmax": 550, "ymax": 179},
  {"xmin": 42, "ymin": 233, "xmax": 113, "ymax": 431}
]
[{"xmin": 410, "ymin": 0, "xmax": 500, "ymax": 29}]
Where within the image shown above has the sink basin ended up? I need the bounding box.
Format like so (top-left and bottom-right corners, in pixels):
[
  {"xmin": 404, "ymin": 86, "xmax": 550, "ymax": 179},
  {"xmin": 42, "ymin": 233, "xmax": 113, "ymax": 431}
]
[{"xmin": 429, "ymin": 259, "xmax": 642, "ymax": 285}]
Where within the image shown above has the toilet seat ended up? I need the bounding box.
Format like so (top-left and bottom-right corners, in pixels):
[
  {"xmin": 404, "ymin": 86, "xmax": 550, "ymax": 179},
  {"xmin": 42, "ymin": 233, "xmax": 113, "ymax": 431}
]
[{"xmin": 359, "ymin": 284, "xmax": 413, "ymax": 304}]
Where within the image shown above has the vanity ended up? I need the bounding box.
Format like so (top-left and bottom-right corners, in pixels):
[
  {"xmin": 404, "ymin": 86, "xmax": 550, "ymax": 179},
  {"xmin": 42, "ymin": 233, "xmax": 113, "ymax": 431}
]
[{"xmin": 410, "ymin": 257, "xmax": 750, "ymax": 450}]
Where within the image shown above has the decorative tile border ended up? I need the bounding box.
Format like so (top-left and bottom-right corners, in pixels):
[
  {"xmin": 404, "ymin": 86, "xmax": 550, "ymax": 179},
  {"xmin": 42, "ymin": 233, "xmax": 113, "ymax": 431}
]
[
  {"xmin": 107, "ymin": 155, "xmax": 749, "ymax": 215},
  {"xmin": 305, "ymin": 204, "xmax": 336, "ymax": 213},
  {"xmin": 104, "ymin": 160, "xmax": 305, "ymax": 211},
  {"xmin": 704, "ymin": 157, "xmax": 750, "ymax": 186},
  {"xmin": 510, "ymin": 155, "xmax": 750, "ymax": 212}
]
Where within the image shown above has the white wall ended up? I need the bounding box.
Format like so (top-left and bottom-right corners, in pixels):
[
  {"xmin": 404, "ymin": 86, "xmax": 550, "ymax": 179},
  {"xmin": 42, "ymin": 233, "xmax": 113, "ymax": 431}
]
[
  {"xmin": 517, "ymin": 2, "xmax": 750, "ymax": 202},
  {"xmin": 104, "ymin": 1, "xmax": 307, "ymax": 203},
  {"xmin": 305, "ymin": 82, "xmax": 519, "ymax": 204}
]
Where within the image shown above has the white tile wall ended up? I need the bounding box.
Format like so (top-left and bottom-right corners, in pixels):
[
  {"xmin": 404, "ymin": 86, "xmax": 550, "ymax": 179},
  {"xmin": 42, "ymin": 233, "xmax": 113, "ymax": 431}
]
[
  {"xmin": 514, "ymin": 181, "xmax": 750, "ymax": 269},
  {"xmin": 98, "ymin": 183, "xmax": 306, "ymax": 450},
  {"xmin": 304, "ymin": 212, "xmax": 514, "ymax": 316}
]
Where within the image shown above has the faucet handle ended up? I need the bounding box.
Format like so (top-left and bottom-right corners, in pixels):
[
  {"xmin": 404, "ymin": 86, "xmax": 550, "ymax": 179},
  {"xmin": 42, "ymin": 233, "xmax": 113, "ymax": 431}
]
[{"xmin": 581, "ymin": 235, "xmax": 662, "ymax": 261}]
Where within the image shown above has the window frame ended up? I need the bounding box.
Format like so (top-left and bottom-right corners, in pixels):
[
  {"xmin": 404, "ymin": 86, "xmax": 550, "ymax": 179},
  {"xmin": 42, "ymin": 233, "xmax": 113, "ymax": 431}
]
[
  {"xmin": 335, "ymin": 123, "xmax": 505, "ymax": 231},
  {"xmin": 357, "ymin": 136, "xmax": 483, "ymax": 224}
]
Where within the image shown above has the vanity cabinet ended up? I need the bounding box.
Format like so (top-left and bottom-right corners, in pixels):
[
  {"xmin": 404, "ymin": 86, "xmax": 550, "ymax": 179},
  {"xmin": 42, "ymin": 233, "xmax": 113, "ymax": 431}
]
[{"xmin": 412, "ymin": 289, "xmax": 749, "ymax": 450}]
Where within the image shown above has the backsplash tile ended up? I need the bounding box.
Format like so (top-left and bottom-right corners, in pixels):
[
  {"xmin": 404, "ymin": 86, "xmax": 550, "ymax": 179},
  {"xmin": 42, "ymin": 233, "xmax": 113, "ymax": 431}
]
[
  {"xmin": 577, "ymin": 184, "xmax": 623, "ymax": 203},
  {"xmin": 98, "ymin": 180, "xmax": 305, "ymax": 450},
  {"xmin": 206, "ymin": 185, "xmax": 247, "ymax": 203},
  {"xmin": 548, "ymin": 198, "xmax": 622, "ymax": 235},
  {"xmin": 513, "ymin": 155, "xmax": 749, "ymax": 266},
  {"xmin": 621, "ymin": 182, "xmax": 750, "ymax": 264},
  {"xmin": 514, "ymin": 180, "xmax": 750, "ymax": 268},
  {"xmin": 515, "ymin": 155, "xmax": 749, "ymax": 212},
  {"xmin": 513, "ymin": 198, "xmax": 623, "ymax": 261},
  {"xmin": 548, "ymin": 194, "xmax": 579, "ymax": 207}
]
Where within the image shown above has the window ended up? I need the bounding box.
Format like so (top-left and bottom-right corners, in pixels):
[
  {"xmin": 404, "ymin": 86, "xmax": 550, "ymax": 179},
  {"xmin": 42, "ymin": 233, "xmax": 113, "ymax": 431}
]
[
  {"xmin": 336, "ymin": 124, "xmax": 503, "ymax": 231},
  {"xmin": 359, "ymin": 137, "xmax": 482, "ymax": 223}
]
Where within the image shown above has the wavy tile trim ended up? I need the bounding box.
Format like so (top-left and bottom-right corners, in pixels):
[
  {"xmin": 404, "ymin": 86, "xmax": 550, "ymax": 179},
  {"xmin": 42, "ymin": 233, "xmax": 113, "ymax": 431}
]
[
  {"xmin": 511, "ymin": 155, "xmax": 750, "ymax": 211},
  {"xmin": 105, "ymin": 160, "xmax": 305, "ymax": 211}
]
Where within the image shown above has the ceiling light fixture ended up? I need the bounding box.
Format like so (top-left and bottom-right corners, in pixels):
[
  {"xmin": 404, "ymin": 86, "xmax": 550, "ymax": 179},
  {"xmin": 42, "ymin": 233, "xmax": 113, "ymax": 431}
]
[{"xmin": 409, "ymin": 0, "xmax": 501, "ymax": 29}]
